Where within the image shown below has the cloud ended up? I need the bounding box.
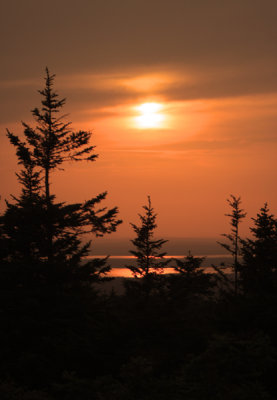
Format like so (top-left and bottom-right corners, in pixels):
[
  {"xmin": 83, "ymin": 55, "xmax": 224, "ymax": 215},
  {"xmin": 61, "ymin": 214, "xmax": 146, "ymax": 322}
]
[
  {"xmin": 27, "ymin": 61, "xmax": 275, "ymax": 126},
  {"xmin": 2, "ymin": 0, "xmax": 277, "ymax": 85},
  {"xmin": 2, "ymin": 0, "xmax": 277, "ymax": 137}
]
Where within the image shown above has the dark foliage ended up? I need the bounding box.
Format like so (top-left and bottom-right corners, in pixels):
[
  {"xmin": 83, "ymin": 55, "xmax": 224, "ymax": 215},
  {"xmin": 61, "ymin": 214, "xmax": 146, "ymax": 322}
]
[
  {"xmin": 241, "ymin": 203, "xmax": 277, "ymax": 296},
  {"xmin": 168, "ymin": 253, "xmax": 215, "ymax": 302}
]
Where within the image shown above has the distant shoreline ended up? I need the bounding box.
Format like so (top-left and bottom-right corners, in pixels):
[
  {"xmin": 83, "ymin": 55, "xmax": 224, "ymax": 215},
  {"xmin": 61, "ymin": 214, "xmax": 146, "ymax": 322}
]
[
  {"xmin": 87, "ymin": 254, "xmax": 233, "ymax": 267},
  {"xmin": 87, "ymin": 237, "xmax": 231, "ymax": 256}
]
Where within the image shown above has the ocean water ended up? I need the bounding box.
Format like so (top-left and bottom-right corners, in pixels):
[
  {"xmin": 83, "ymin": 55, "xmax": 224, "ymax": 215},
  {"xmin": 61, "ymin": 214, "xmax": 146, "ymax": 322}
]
[
  {"xmin": 87, "ymin": 237, "xmax": 235, "ymax": 277},
  {"xmin": 88, "ymin": 254, "xmax": 233, "ymax": 277}
]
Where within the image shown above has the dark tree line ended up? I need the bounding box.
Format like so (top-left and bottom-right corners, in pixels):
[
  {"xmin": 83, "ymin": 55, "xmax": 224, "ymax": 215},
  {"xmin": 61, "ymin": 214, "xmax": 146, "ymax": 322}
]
[{"xmin": 0, "ymin": 70, "xmax": 277, "ymax": 399}]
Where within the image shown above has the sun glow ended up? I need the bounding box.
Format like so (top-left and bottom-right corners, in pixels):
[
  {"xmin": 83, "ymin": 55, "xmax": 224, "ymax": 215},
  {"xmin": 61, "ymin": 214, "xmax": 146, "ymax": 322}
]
[{"xmin": 135, "ymin": 102, "xmax": 165, "ymax": 129}]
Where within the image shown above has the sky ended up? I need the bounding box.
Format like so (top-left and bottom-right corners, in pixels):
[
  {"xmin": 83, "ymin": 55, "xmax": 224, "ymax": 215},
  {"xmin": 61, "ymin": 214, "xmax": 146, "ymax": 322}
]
[{"xmin": 0, "ymin": 0, "xmax": 277, "ymax": 243}]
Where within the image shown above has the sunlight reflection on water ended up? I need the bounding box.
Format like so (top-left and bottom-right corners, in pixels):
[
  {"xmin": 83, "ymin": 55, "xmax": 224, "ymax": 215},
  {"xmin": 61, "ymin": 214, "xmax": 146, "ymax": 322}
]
[{"xmin": 87, "ymin": 255, "xmax": 233, "ymax": 278}]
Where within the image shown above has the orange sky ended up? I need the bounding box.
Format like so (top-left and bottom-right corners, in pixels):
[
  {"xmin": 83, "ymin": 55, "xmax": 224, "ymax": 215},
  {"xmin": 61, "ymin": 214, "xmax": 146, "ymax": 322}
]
[{"xmin": 0, "ymin": 0, "xmax": 276, "ymax": 240}]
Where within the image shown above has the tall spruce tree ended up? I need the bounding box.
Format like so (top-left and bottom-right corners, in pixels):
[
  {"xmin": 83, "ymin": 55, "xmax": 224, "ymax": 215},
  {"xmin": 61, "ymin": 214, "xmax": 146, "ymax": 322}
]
[
  {"xmin": 126, "ymin": 196, "xmax": 168, "ymax": 278},
  {"xmin": 241, "ymin": 203, "xmax": 277, "ymax": 295},
  {"xmin": 2, "ymin": 68, "xmax": 121, "ymax": 286},
  {"xmin": 218, "ymin": 195, "xmax": 246, "ymax": 294}
]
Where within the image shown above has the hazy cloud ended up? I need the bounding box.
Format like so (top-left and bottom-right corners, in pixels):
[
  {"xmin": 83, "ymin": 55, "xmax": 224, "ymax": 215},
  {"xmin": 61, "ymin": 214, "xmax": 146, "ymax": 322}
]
[{"xmin": 1, "ymin": 0, "xmax": 277, "ymax": 123}]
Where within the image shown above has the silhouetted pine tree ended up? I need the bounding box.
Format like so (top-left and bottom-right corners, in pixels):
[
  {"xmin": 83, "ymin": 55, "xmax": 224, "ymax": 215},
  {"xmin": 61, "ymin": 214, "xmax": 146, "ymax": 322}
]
[
  {"xmin": 218, "ymin": 195, "xmax": 246, "ymax": 294},
  {"xmin": 241, "ymin": 203, "xmax": 277, "ymax": 296},
  {"xmin": 174, "ymin": 252, "xmax": 205, "ymax": 275},
  {"xmin": 3, "ymin": 68, "xmax": 121, "ymax": 287},
  {"xmin": 126, "ymin": 196, "xmax": 169, "ymax": 278},
  {"xmin": 169, "ymin": 253, "xmax": 214, "ymax": 300}
]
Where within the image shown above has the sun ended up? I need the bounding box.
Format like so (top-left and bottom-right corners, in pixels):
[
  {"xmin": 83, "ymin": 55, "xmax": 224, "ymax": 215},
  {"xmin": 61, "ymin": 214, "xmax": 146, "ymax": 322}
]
[{"xmin": 135, "ymin": 102, "xmax": 165, "ymax": 129}]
